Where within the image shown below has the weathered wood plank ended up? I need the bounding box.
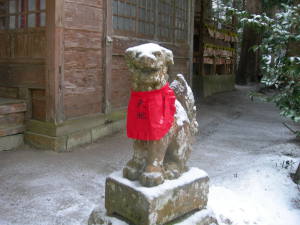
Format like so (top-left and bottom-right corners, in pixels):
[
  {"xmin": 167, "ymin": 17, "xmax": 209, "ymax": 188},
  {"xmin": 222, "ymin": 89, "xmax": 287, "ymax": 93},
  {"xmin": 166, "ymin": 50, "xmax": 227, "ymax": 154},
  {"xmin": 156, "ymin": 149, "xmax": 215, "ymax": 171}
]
[
  {"xmin": 31, "ymin": 89, "xmax": 46, "ymax": 121},
  {"xmin": 62, "ymin": 0, "xmax": 105, "ymax": 119},
  {"xmin": 0, "ymin": 33, "xmax": 10, "ymax": 58},
  {"xmin": 111, "ymin": 55, "xmax": 131, "ymax": 110},
  {"xmin": 64, "ymin": 2, "xmax": 103, "ymax": 32},
  {"xmin": 0, "ymin": 113, "xmax": 25, "ymax": 128},
  {"xmin": 64, "ymin": 92, "xmax": 103, "ymax": 118},
  {"xmin": 0, "ymin": 125, "xmax": 25, "ymax": 137},
  {"xmin": 0, "ymin": 103, "xmax": 26, "ymax": 115},
  {"xmin": 0, "ymin": 64, "xmax": 46, "ymax": 88},
  {"xmin": 0, "ymin": 87, "xmax": 19, "ymax": 98}
]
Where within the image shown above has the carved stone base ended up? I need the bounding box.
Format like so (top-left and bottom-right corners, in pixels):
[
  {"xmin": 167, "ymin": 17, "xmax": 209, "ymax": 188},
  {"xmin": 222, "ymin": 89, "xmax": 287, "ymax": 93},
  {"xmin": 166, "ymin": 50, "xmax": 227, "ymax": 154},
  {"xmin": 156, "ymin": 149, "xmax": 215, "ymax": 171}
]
[{"xmin": 104, "ymin": 168, "xmax": 210, "ymax": 225}]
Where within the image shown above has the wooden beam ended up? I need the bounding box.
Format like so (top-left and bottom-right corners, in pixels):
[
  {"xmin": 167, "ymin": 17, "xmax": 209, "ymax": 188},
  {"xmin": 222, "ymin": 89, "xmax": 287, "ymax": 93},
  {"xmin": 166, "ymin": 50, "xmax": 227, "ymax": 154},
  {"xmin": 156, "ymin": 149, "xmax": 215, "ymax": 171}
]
[
  {"xmin": 46, "ymin": 0, "xmax": 65, "ymax": 123},
  {"xmin": 154, "ymin": 0, "xmax": 159, "ymax": 40},
  {"xmin": 103, "ymin": 0, "xmax": 113, "ymax": 114},
  {"xmin": 188, "ymin": 0, "xmax": 195, "ymax": 86}
]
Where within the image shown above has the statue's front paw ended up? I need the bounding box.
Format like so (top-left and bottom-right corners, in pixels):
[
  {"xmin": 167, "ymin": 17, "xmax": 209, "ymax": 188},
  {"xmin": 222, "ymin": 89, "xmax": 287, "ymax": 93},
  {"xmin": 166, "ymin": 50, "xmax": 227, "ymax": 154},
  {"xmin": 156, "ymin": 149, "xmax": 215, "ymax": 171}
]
[
  {"xmin": 139, "ymin": 172, "xmax": 164, "ymax": 187},
  {"xmin": 123, "ymin": 166, "xmax": 140, "ymax": 181},
  {"xmin": 123, "ymin": 159, "xmax": 144, "ymax": 181}
]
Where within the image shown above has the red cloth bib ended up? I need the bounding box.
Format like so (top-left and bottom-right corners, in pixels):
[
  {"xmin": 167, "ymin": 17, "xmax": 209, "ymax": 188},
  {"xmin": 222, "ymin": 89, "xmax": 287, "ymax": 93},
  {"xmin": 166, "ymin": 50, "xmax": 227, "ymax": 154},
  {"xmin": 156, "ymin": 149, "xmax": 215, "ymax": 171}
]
[{"xmin": 127, "ymin": 83, "xmax": 176, "ymax": 140}]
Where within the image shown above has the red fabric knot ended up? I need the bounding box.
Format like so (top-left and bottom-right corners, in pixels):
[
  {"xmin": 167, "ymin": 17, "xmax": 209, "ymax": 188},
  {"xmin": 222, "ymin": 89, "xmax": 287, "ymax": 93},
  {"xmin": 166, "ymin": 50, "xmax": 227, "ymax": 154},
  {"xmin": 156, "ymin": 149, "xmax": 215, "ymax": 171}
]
[{"xmin": 127, "ymin": 83, "xmax": 176, "ymax": 140}]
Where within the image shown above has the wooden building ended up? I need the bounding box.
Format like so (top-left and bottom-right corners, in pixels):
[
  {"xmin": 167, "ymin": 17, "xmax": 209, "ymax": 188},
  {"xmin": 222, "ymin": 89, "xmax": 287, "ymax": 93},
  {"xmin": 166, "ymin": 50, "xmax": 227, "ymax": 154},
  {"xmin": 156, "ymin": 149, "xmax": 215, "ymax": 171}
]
[
  {"xmin": 0, "ymin": 0, "xmax": 195, "ymax": 151},
  {"xmin": 193, "ymin": 0, "xmax": 237, "ymax": 97}
]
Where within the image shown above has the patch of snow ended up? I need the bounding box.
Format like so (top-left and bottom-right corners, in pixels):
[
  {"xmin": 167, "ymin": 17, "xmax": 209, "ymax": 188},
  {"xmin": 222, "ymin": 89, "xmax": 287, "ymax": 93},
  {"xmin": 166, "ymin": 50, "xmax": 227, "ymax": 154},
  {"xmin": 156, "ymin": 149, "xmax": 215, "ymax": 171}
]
[
  {"xmin": 178, "ymin": 74, "xmax": 194, "ymax": 104},
  {"xmin": 125, "ymin": 43, "xmax": 173, "ymax": 62},
  {"xmin": 108, "ymin": 217, "xmax": 129, "ymax": 225},
  {"xmin": 170, "ymin": 79, "xmax": 184, "ymax": 92},
  {"xmin": 175, "ymin": 208, "xmax": 216, "ymax": 225},
  {"xmin": 170, "ymin": 74, "xmax": 195, "ymax": 105},
  {"xmin": 208, "ymin": 155, "xmax": 300, "ymax": 225},
  {"xmin": 142, "ymin": 172, "xmax": 162, "ymax": 179},
  {"xmin": 109, "ymin": 167, "xmax": 208, "ymax": 200},
  {"xmin": 175, "ymin": 100, "xmax": 189, "ymax": 126}
]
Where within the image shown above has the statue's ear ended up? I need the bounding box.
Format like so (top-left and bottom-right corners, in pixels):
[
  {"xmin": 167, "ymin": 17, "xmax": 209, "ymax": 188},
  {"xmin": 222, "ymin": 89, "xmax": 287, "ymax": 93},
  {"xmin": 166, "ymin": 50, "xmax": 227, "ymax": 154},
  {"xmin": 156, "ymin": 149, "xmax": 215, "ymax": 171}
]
[
  {"xmin": 164, "ymin": 50, "xmax": 174, "ymax": 66},
  {"xmin": 124, "ymin": 50, "xmax": 136, "ymax": 67},
  {"xmin": 125, "ymin": 50, "xmax": 133, "ymax": 61}
]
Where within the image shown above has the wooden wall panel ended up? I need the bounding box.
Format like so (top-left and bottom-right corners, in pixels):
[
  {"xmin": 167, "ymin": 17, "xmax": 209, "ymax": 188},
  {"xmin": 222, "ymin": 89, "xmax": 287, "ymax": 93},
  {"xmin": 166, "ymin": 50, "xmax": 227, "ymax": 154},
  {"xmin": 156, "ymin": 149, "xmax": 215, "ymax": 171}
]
[
  {"xmin": 64, "ymin": 2, "xmax": 103, "ymax": 31},
  {"xmin": 31, "ymin": 89, "xmax": 46, "ymax": 121},
  {"xmin": 63, "ymin": 91, "xmax": 103, "ymax": 118},
  {"xmin": 13, "ymin": 33, "xmax": 28, "ymax": 58},
  {"xmin": 0, "ymin": 30, "xmax": 46, "ymax": 60},
  {"xmin": 0, "ymin": 28, "xmax": 46, "ymax": 121},
  {"xmin": 64, "ymin": 29, "xmax": 102, "ymax": 49},
  {"xmin": 0, "ymin": 87, "xmax": 19, "ymax": 98},
  {"xmin": 64, "ymin": 68, "xmax": 103, "ymax": 95},
  {"xmin": 0, "ymin": 33, "xmax": 10, "ymax": 58},
  {"xmin": 0, "ymin": 64, "xmax": 45, "ymax": 88},
  {"xmin": 111, "ymin": 55, "xmax": 131, "ymax": 110},
  {"xmin": 63, "ymin": 0, "xmax": 105, "ymax": 119},
  {"xmin": 27, "ymin": 31, "xmax": 47, "ymax": 58},
  {"xmin": 169, "ymin": 58, "xmax": 189, "ymax": 79},
  {"xmin": 64, "ymin": 49, "xmax": 102, "ymax": 69}
]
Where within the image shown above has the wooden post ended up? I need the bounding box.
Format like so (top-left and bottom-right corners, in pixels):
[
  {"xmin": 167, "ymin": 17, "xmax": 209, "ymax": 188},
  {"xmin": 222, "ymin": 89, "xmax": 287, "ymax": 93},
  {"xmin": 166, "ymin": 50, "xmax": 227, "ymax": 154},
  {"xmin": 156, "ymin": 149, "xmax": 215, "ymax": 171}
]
[
  {"xmin": 46, "ymin": 0, "xmax": 65, "ymax": 123},
  {"xmin": 188, "ymin": 0, "xmax": 195, "ymax": 86},
  {"xmin": 199, "ymin": 0, "xmax": 205, "ymax": 76},
  {"xmin": 103, "ymin": 0, "xmax": 113, "ymax": 114},
  {"xmin": 154, "ymin": 0, "xmax": 159, "ymax": 41}
]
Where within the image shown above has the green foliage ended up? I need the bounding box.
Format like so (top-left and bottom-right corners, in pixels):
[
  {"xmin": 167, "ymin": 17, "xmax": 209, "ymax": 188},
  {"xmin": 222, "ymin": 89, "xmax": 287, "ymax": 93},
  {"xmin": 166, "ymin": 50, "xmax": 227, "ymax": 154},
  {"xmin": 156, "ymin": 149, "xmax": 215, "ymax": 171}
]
[
  {"xmin": 262, "ymin": 0, "xmax": 296, "ymax": 10},
  {"xmin": 233, "ymin": 3, "xmax": 300, "ymax": 131}
]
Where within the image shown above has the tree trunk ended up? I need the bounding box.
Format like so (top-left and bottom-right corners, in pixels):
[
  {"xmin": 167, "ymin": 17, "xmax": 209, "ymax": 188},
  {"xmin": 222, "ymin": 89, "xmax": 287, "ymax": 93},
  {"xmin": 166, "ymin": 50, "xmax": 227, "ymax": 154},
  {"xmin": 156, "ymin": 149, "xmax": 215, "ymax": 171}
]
[{"xmin": 236, "ymin": 0, "xmax": 262, "ymax": 85}]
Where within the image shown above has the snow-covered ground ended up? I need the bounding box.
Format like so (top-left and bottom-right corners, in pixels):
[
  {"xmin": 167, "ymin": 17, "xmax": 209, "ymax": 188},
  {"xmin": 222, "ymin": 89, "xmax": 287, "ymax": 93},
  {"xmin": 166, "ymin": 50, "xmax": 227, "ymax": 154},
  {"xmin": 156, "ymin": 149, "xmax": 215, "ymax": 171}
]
[
  {"xmin": 0, "ymin": 85, "xmax": 299, "ymax": 225},
  {"xmin": 209, "ymin": 153, "xmax": 300, "ymax": 225}
]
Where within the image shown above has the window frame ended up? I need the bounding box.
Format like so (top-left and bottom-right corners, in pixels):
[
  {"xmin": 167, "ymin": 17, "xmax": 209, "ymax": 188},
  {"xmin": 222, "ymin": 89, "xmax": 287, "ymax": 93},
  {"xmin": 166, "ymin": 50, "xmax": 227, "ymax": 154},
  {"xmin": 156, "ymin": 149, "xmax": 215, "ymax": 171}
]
[
  {"xmin": 112, "ymin": 0, "xmax": 191, "ymax": 44},
  {"xmin": 0, "ymin": 0, "xmax": 46, "ymax": 31},
  {"xmin": 112, "ymin": 0, "xmax": 156, "ymax": 39}
]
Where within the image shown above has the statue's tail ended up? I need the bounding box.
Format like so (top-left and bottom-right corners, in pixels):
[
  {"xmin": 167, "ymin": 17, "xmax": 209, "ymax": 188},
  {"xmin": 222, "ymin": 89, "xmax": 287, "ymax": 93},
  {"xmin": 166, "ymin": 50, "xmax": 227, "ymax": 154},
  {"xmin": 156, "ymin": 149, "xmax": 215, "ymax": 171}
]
[{"xmin": 170, "ymin": 74, "xmax": 198, "ymax": 134}]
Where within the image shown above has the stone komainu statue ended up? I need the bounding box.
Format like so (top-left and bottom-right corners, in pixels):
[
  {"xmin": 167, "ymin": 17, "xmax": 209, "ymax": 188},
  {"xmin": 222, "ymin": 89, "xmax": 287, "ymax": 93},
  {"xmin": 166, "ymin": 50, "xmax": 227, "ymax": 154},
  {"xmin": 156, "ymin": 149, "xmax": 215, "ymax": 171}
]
[{"xmin": 123, "ymin": 43, "xmax": 198, "ymax": 187}]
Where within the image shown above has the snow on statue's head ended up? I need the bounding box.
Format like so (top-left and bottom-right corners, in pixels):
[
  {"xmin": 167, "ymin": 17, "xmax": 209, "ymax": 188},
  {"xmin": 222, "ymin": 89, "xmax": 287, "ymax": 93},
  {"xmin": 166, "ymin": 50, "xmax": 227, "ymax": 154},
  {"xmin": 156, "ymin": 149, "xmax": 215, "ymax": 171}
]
[{"xmin": 125, "ymin": 43, "xmax": 174, "ymax": 91}]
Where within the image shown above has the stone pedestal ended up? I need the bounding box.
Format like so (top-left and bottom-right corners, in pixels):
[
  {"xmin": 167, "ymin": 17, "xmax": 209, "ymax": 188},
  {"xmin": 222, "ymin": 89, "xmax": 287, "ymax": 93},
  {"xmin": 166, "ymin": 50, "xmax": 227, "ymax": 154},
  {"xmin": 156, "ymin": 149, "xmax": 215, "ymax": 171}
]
[{"xmin": 103, "ymin": 168, "xmax": 214, "ymax": 225}]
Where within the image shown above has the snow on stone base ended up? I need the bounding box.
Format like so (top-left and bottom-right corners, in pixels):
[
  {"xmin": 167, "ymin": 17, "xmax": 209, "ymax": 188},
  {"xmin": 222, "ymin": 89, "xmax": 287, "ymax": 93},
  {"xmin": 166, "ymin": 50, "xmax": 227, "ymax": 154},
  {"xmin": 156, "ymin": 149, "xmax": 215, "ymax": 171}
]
[
  {"xmin": 105, "ymin": 168, "xmax": 209, "ymax": 225},
  {"xmin": 88, "ymin": 207, "xmax": 218, "ymax": 225}
]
